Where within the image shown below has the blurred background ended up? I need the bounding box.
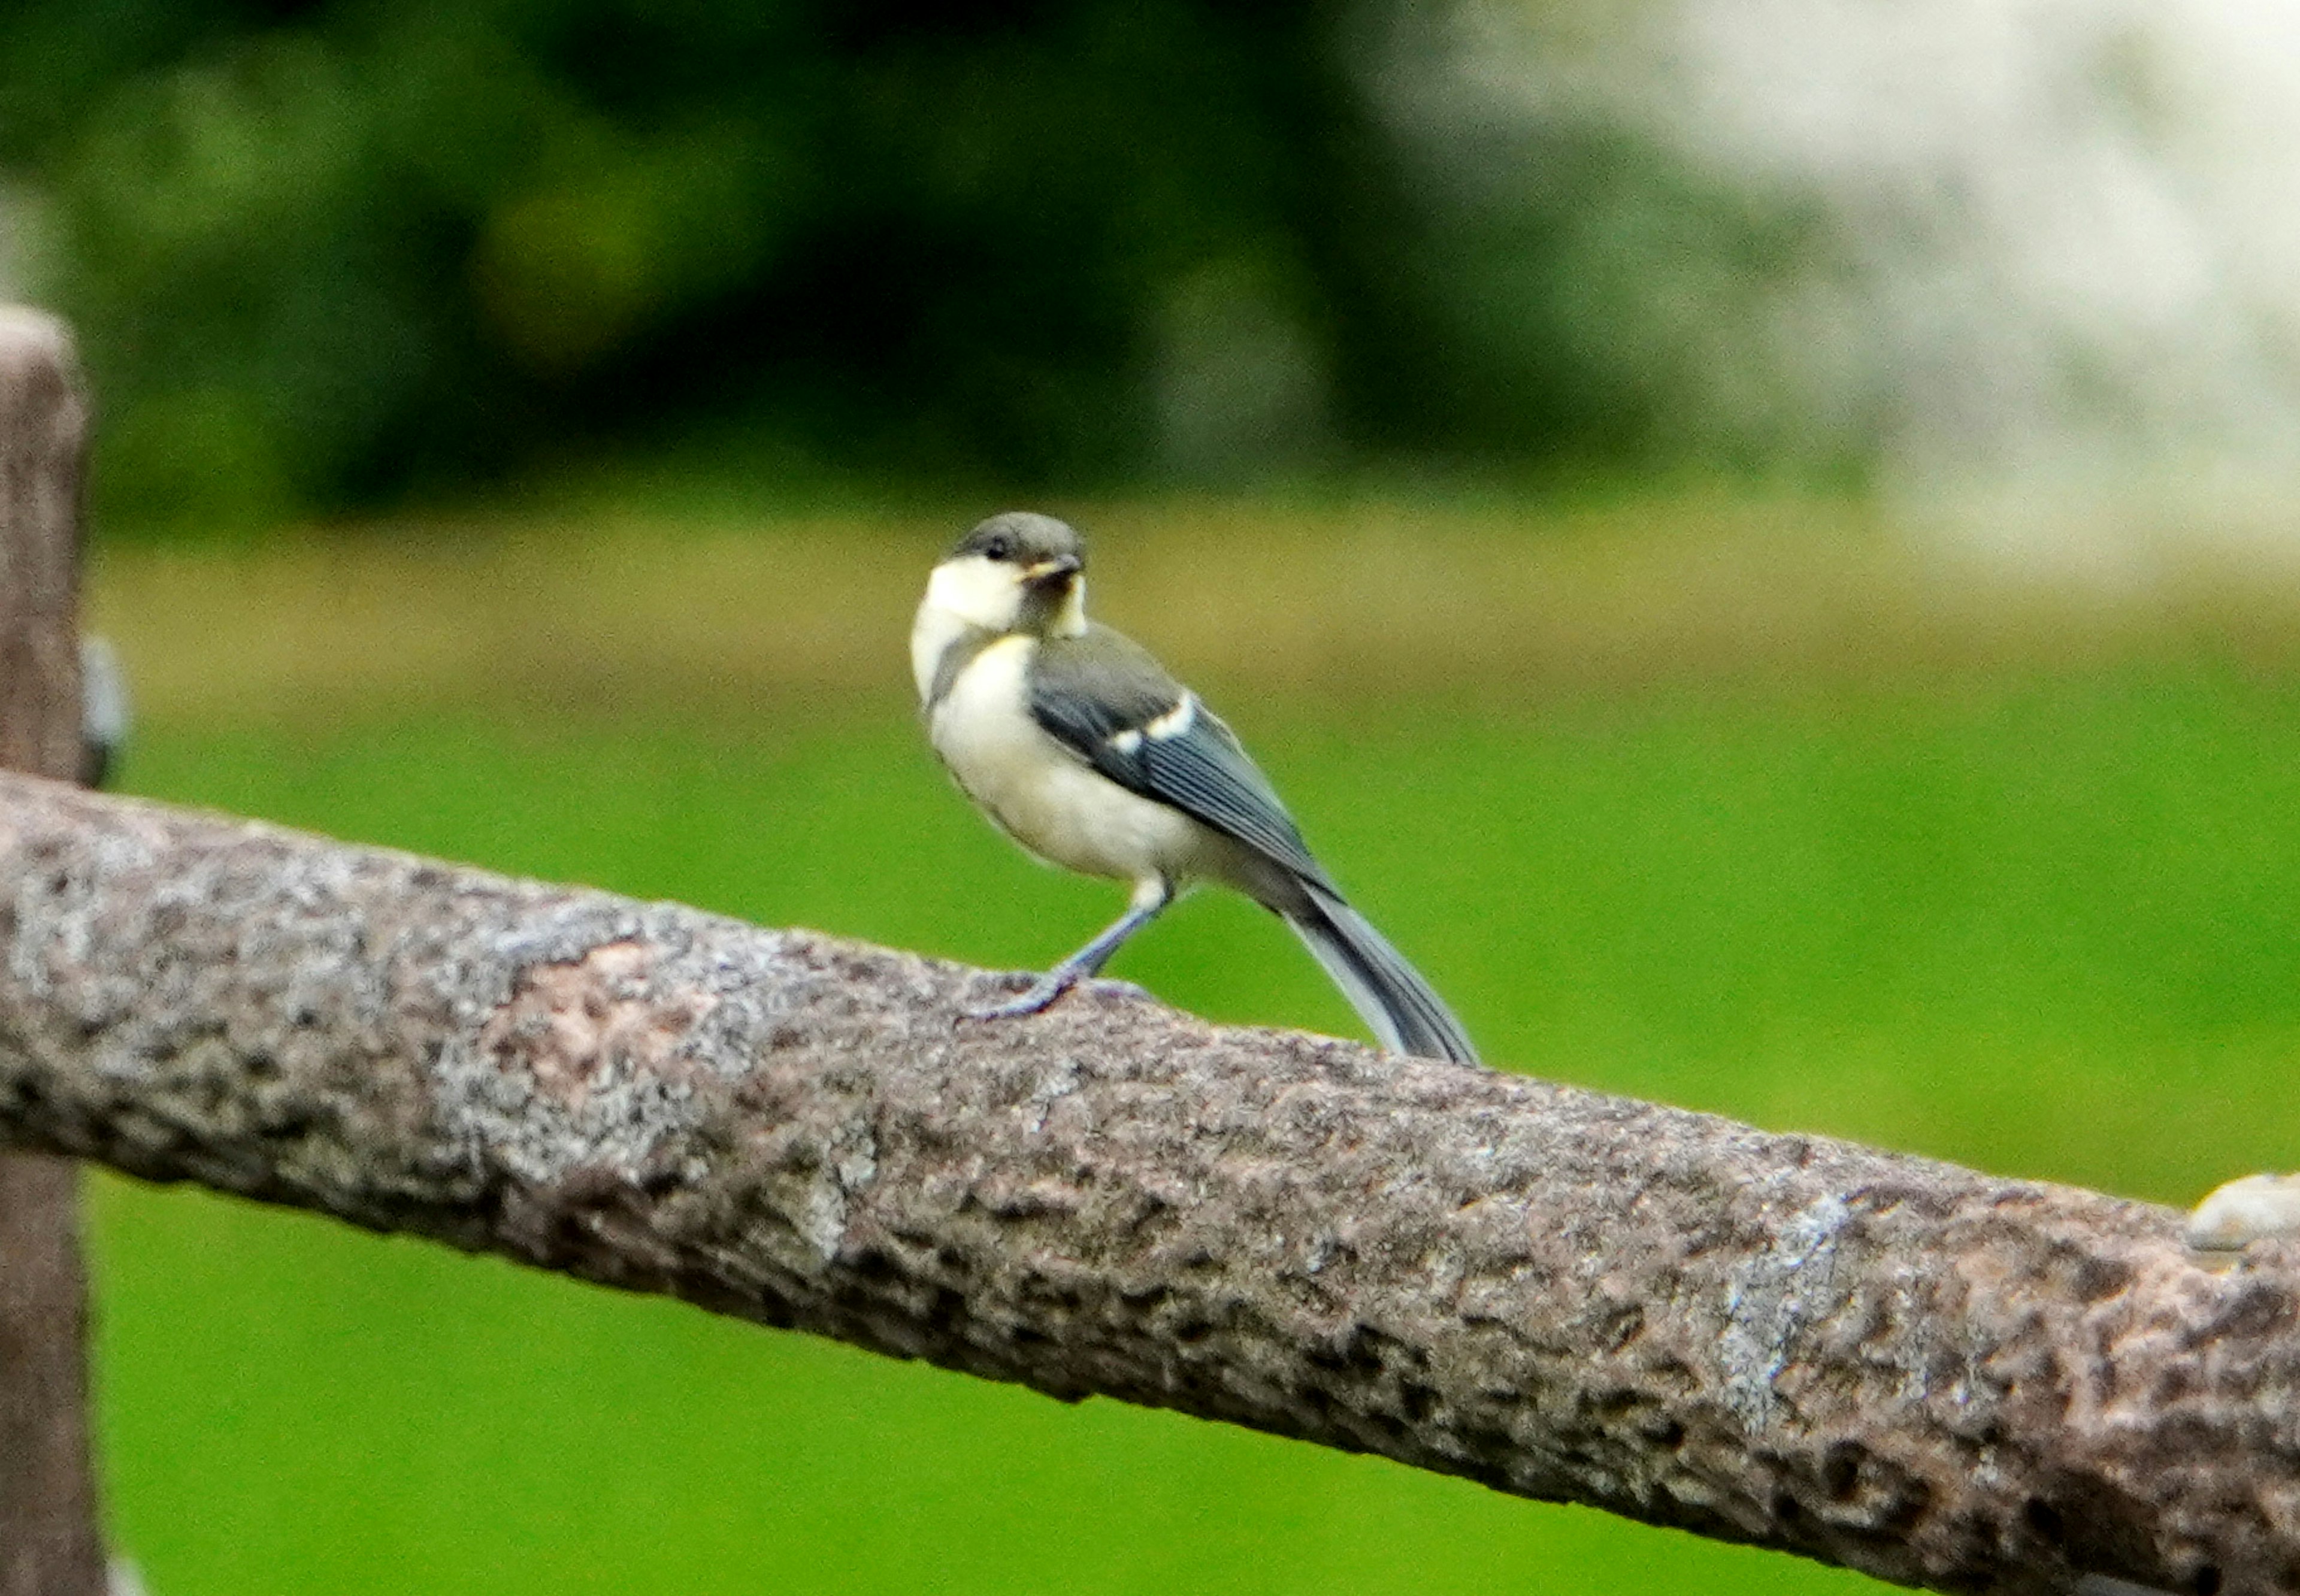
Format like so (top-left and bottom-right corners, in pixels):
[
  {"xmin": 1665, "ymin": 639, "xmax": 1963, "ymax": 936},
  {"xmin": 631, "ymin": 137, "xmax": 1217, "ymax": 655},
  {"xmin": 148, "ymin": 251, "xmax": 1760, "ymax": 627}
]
[{"xmin": 6, "ymin": 0, "xmax": 2300, "ymax": 1591}]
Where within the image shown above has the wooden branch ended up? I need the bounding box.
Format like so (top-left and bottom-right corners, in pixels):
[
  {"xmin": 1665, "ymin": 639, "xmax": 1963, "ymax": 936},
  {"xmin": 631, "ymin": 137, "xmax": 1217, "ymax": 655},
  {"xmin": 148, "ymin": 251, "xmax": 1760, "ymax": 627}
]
[
  {"xmin": 0, "ymin": 775, "xmax": 2294, "ymax": 1596},
  {"xmin": 0, "ymin": 309, "xmax": 108, "ymax": 1596}
]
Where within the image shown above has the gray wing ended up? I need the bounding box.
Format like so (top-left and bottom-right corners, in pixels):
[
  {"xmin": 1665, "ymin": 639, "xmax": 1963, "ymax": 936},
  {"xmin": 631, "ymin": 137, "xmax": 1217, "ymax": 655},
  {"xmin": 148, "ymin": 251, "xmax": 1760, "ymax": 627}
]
[{"xmin": 1030, "ymin": 625, "xmax": 1336, "ymax": 890}]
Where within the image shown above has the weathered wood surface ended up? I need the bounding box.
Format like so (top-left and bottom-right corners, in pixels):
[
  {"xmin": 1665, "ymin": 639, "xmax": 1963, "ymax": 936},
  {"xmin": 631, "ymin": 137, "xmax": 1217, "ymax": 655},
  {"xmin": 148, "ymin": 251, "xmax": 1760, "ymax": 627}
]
[
  {"xmin": 0, "ymin": 773, "xmax": 2293, "ymax": 1593},
  {"xmin": 0, "ymin": 307, "xmax": 107, "ymax": 1596}
]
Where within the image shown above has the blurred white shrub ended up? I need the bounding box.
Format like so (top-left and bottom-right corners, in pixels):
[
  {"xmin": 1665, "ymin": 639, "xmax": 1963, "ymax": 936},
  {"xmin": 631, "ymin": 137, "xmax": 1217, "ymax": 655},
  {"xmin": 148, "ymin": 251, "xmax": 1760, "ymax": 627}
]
[{"xmin": 1379, "ymin": 0, "xmax": 2300, "ymax": 550}]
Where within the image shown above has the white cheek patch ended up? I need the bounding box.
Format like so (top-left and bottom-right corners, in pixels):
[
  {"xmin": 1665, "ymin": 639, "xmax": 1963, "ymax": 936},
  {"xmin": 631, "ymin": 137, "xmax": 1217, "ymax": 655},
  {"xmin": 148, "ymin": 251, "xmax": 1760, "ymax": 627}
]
[{"xmin": 924, "ymin": 555, "xmax": 1024, "ymax": 631}]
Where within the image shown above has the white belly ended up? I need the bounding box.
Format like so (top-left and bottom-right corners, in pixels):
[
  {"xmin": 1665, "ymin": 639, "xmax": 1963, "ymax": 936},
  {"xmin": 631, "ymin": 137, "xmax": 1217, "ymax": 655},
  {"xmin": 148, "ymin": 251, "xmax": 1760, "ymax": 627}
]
[{"xmin": 930, "ymin": 635, "xmax": 1208, "ymax": 882}]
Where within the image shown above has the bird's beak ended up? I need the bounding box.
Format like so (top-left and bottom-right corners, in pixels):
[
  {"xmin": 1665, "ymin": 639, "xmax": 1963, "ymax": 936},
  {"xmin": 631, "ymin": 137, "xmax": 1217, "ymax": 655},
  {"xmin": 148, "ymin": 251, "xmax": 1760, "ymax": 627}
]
[{"xmin": 1023, "ymin": 555, "xmax": 1082, "ymax": 587}]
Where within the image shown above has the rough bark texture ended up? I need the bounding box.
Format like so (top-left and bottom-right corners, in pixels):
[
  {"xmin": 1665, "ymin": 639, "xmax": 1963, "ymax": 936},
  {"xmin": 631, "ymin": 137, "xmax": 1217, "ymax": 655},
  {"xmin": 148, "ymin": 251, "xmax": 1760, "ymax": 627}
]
[
  {"xmin": 0, "ymin": 310, "xmax": 107, "ymax": 1596},
  {"xmin": 0, "ymin": 776, "xmax": 2295, "ymax": 1596},
  {"xmin": 0, "ymin": 311, "xmax": 86, "ymax": 804}
]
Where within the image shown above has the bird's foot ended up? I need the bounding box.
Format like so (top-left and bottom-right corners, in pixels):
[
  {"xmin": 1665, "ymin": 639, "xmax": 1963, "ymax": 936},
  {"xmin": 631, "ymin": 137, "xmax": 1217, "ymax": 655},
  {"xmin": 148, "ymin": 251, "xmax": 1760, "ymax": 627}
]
[
  {"xmin": 1085, "ymin": 977, "xmax": 1153, "ymax": 1004},
  {"xmin": 964, "ymin": 967, "xmax": 1082, "ymax": 1022}
]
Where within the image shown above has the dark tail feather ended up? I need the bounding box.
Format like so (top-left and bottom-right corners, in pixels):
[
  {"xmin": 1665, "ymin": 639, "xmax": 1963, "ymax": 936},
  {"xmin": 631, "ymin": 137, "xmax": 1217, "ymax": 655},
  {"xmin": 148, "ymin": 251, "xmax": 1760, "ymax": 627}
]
[{"xmin": 1282, "ymin": 886, "xmax": 1479, "ymax": 1064}]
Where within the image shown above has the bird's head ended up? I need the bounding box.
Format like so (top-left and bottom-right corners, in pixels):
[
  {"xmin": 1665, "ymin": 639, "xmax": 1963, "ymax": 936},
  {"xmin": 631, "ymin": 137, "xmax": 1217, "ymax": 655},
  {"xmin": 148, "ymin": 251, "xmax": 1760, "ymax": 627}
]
[{"xmin": 923, "ymin": 511, "xmax": 1088, "ymax": 638}]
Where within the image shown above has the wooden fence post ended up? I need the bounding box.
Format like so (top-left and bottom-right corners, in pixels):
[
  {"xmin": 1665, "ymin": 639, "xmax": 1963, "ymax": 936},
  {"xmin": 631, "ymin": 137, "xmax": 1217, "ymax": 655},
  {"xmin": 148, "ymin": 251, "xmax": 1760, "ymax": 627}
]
[{"xmin": 0, "ymin": 307, "xmax": 110, "ymax": 1596}]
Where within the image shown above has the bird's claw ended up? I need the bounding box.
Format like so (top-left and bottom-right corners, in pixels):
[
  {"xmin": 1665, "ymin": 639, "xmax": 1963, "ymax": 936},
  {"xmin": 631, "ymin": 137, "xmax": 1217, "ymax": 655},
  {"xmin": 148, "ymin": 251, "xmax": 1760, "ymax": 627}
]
[{"xmin": 961, "ymin": 970, "xmax": 1080, "ymax": 1023}]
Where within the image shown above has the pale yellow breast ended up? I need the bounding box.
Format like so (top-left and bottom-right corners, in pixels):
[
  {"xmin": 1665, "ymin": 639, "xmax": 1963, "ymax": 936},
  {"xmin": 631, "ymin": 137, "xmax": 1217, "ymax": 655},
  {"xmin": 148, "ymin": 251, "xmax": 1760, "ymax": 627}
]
[{"xmin": 928, "ymin": 634, "xmax": 1208, "ymax": 883}]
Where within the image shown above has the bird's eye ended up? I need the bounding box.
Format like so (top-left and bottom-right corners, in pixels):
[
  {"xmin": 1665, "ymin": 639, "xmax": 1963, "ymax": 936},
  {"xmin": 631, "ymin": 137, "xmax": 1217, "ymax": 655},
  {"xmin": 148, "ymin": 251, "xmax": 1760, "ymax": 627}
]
[{"xmin": 983, "ymin": 536, "xmax": 1013, "ymax": 561}]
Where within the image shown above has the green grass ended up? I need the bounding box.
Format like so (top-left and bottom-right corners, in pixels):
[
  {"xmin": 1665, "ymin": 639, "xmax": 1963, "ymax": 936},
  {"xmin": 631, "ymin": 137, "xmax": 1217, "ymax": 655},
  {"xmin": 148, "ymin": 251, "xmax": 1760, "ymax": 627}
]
[{"xmin": 81, "ymin": 654, "xmax": 2300, "ymax": 1594}]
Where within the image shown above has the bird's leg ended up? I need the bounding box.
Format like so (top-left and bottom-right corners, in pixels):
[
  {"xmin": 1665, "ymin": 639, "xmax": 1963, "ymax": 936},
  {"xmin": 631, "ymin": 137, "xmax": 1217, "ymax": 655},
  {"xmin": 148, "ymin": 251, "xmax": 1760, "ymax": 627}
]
[{"xmin": 969, "ymin": 877, "xmax": 1175, "ymax": 1021}]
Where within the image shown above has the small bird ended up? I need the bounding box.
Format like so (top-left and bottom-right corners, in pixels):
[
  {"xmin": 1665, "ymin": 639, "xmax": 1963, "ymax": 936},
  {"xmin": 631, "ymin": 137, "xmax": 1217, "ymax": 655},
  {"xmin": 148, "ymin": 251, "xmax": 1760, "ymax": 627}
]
[{"xmin": 912, "ymin": 511, "xmax": 1478, "ymax": 1062}]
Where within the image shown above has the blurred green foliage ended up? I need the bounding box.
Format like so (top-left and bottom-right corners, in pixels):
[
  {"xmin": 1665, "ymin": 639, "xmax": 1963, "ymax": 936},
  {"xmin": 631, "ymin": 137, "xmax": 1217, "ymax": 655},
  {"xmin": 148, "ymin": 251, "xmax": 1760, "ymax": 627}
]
[
  {"xmin": 92, "ymin": 662, "xmax": 2300, "ymax": 1592},
  {"xmin": 0, "ymin": 0, "xmax": 1784, "ymax": 526}
]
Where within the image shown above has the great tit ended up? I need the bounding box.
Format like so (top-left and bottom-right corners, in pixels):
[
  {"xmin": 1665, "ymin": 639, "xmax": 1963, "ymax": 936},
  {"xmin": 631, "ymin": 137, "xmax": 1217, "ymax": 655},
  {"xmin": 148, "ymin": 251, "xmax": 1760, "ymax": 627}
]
[{"xmin": 912, "ymin": 511, "xmax": 1478, "ymax": 1063}]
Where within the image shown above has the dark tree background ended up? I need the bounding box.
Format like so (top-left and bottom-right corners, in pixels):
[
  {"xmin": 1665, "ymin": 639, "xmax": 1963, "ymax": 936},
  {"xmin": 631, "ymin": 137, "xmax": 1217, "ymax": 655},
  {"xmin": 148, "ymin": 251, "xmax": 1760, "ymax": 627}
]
[{"xmin": 0, "ymin": 0, "xmax": 1784, "ymax": 525}]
